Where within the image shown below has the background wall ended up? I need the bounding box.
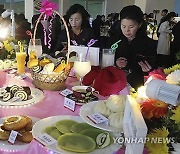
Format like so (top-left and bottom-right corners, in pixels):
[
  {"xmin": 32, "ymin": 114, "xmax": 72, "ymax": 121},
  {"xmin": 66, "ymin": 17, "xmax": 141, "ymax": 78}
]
[{"xmin": 146, "ymin": 0, "xmax": 175, "ymax": 24}]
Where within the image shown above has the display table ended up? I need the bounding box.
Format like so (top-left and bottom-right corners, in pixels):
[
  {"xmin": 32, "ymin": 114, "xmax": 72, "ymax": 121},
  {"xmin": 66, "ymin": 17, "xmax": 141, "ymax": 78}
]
[{"xmin": 0, "ymin": 70, "xmax": 129, "ymax": 154}]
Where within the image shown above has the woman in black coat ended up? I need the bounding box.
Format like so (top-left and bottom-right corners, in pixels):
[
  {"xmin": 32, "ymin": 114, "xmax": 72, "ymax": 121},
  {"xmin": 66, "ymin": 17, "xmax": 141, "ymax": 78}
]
[
  {"xmin": 53, "ymin": 4, "xmax": 96, "ymax": 57},
  {"xmin": 115, "ymin": 5, "xmax": 157, "ymax": 89}
]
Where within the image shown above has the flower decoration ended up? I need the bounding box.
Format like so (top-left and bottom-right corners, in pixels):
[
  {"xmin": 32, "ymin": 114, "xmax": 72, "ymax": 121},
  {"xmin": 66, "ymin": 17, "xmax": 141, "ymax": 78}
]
[
  {"xmin": 146, "ymin": 127, "xmax": 169, "ymax": 154},
  {"xmin": 144, "ymin": 68, "xmax": 166, "ymax": 81},
  {"xmin": 0, "ymin": 37, "xmax": 17, "ymax": 59},
  {"xmin": 0, "ymin": 37, "xmax": 27, "ymax": 60},
  {"xmin": 133, "ymin": 62, "xmax": 180, "ymax": 153},
  {"xmin": 40, "ymin": 0, "xmax": 58, "ymax": 17},
  {"xmin": 166, "ymin": 70, "xmax": 180, "ymax": 85},
  {"xmin": 141, "ymin": 99, "xmax": 168, "ymax": 119},
  {"xmin": 170, "ymin": 106, "xmax": 180, "ymax": 126},
  {"xmin": 163, "ymin": 64, "xmax": 180, "ymax": 75}
]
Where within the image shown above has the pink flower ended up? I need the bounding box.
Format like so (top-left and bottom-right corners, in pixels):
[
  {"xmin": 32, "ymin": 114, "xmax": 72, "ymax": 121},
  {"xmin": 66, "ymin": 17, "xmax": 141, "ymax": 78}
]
[{"xmin": 40, "ymin": 0, "xmax": 58, "ymax": 17}]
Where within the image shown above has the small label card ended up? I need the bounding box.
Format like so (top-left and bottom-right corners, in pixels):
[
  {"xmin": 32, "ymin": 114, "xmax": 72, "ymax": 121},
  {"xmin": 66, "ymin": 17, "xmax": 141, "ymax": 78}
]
[
  {"xmin": 8, "ymin": 69, "xmax": 17, "ymax": 74},
  {"xmin": 36, "ymin": 133, "xmax": 57, "ymax": 146},
  {"xmin": 64, "ymin": 97, "xmax": 75, "ymax": 111},
  {"xmin": 87, "ymin": 113, "xmax": 108, "ymax": 124},
  {"xmin": 8, "ymin": 130, "xmax": 18, "ymax": 144},
  {"xmin": 60, "ymin": 89, "xmax": 73, "ymax": 97}
]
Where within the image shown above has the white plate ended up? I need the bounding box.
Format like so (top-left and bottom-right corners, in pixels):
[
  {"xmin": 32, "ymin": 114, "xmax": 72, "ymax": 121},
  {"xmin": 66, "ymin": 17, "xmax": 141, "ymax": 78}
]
[
  {"xmin": 32, "ymin": 115, "xmax": 121, "ymax": 154},
  {"xmin": 80, "ymin": 101, "xmax": 123, "ymax": 133},
  {"xmin": 0, "ymin": 88, "xmax": 44, "ymax": 107},
  {"xmin": 0, "ymin": 116, "xmax": 40, "ymax": 151}
]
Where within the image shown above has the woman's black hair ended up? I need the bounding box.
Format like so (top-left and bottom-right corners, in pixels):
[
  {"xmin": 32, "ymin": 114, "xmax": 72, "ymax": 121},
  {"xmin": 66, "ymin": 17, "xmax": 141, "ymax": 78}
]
[
  {"xmin": 120, "ymin": 5, "xmax": 147, "ymax": 37},
  {"xmin": 66, "ymin": 4, "xmax": 90, "ymax": 28},
  {"xmin": 162, "ymin": 12, "xmax": 176, "ymax": 22}
]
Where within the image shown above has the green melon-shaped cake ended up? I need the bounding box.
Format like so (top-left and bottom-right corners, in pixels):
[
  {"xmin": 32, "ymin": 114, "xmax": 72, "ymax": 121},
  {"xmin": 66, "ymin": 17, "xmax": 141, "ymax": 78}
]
[
  {"xmin": 80, "ymin": 128, "xmax": 112, "ymax": 148},
  {"xmin": 44, "ymin": 126, "xmax": 62, "ymax": 140},
  {"xmin": 57, "ymin": 133, "xmax": 96, "ymax": 153},
  {"xmin": 55, "ymin": 120, "xmax": 78, "ymax": 133},
  {"xmin": 70, "ymin": 123, "xmax": 93, "ymax": 133}
]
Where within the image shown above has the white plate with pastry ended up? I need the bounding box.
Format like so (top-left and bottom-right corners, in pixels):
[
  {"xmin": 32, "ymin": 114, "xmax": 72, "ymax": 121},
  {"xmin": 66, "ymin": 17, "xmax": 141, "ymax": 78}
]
[
  {"xmin": 32, "ymin": 115, "xmax": 121, "ymax": 154},
  {"xmin": 0, "ymin": 116, "xmax": 40, "ymax": 151},
  {"xmin": 80, "ymin": 101, "xmax": 124, "ymax": 133},
  {"xmin": 0, "ymin": 86, "xmax": 44, "ymax": 107}
]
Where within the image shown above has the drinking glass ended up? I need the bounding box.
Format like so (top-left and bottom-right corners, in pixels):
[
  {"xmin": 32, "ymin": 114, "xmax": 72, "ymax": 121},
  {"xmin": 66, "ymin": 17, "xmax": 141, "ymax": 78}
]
[
  {"xmin": 101, "ymin": 49, "xmax": 115, "ymax": 67},
  {"xmin": 28, "ymin": 39, "xmax": 42, "ymax": 58},
  {"xmin": 16, "ymin": 51, "xmax": 27, "ymax": 75},
  {"xmin": 73, "ymin": 53, "xmax": 91, "ymax": 85}
]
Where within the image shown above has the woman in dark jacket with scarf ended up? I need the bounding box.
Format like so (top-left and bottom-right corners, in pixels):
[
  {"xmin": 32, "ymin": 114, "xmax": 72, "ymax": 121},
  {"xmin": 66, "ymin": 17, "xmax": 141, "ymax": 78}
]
[
  {"xmin": 53, "ymin": 4, "xmax": 96, "ymax": 57},
  {"xmin": 115, "ymin": 5, "xmax": 157, "ymax": 89}
]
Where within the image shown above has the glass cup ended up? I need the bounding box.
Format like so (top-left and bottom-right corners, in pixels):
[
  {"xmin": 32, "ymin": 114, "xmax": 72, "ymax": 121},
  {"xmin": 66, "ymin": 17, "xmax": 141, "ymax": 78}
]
[
  {"xmin": 16, "ymin": 51, "xmax": 27, "ymax": 75},
  {"xmin": 28, "ymin": 39, "xmax": 42, "ymax": 58},
  {"xmin": 73, "ymin": 53, "xmax": 91, "ymax": 85},
  {"xmin": 101, "ymin": 49, "xmax": 115, "ymax": 67}
]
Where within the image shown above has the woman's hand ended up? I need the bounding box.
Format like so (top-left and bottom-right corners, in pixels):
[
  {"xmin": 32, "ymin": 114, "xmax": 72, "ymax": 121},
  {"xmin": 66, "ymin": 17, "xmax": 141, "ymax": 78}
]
[
  {"xmin": 138, "ymin": 60, "xmax": 152, "ymax": 72},
  {"xmin": 116, "ymin": 57, "xmax": 127, "ymax": 68}
]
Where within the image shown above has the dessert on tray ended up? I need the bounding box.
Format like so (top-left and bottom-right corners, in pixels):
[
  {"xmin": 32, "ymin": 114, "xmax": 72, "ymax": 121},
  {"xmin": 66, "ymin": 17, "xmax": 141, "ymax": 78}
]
[{"xmin": 0, "ymin": 85, "xmax": 31, "ymax": 102}]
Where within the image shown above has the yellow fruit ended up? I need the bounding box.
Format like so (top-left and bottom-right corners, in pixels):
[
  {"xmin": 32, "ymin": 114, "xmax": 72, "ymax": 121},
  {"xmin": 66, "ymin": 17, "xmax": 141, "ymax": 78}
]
[
  {"xmin": 39, "ymin": 58, "xmax": 52, "ymax": 66},
  {"xmin": 27, "ymin": 59, "xmax": 39, "ymax": 68},
  {"xmin": 54, "ymin": 62, "xmax": 66, "ymax": 73},
  {"xmin": 29, "ymin": 51, "xmax": 37, "ymax": 59}
]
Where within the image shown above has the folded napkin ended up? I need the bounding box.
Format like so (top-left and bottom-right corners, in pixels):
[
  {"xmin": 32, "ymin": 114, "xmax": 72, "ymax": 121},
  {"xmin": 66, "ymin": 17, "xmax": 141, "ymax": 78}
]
[{"xmin": 83, "ymin": 66, "xmax": 127, "ymax": 96}]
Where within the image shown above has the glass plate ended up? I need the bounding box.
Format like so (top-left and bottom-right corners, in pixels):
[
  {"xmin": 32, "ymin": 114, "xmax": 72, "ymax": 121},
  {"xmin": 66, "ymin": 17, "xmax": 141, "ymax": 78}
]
[
  {"xmin": 0, "ymin": 88, "xmax": 44, "ymax": 106},
  {"xmin": 0, "ymin": 116, "xmax": 40, "ymax": 151},
  {"xmin": 32, "ymin": 115, "xmax": 121, "ymax": 154},
  {"xmin": 80, "ymin": 101, "xmax": 123, "ymax": 132}
]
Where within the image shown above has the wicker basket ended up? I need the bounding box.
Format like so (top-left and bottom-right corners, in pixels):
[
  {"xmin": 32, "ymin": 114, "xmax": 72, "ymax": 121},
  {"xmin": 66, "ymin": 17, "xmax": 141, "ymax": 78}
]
[
  {"xmin": 31, "ymin": 71, "xmax": 69, "ymax": 91},
  {"xmin": 30, "ymin": 9, "xmax": 71, "ymax": 91}
]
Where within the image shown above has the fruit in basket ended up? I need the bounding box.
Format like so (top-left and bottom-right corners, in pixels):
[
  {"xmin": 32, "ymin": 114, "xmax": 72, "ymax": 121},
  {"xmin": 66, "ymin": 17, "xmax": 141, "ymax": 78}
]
[
  {"xmin": 57, "ymin": 133, "xmax": 96, "ymax": 153},
  {"xmin": 44, "ymin": 126, "xmax": 62, "ymax": 140},
  {"xmin": 42, "ymin": 63, "xmax": 55, "ymax": 73},
  {"xmin": 55, "ymin": 120, "xmax": 78, "ymax": 133},
  {"xmin": 39, "ymin": 58, "xmax": 52, "ymax": 66},
  {"xmin": 54, "ymin": 60, "xmax": 66, "ymax": 73},
  {"xmin": 70, "ymin": 123, "xmax": 93, "ymax": 133},
  {"xmin": 27, "ymin": 59, "xmax": 39, "ymax": 68}
]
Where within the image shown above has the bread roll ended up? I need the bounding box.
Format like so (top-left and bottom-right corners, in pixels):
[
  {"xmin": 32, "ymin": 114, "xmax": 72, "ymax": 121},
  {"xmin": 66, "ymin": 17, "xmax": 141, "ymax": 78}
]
[
  {"xmin": 106, "ymin": 95, "xmax": 126, "ymax": 112},
  {"xmin": 94, "ymin": 101, "xmax": 111, "ymax": 117},
  {"xmin": 108, "ymin": 112, "xmax": 124, "ymax": 128}
]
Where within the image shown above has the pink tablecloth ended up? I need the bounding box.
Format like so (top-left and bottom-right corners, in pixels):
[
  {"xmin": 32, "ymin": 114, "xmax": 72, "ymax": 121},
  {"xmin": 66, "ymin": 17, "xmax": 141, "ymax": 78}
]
[{"xmin": 0, "ymin": 70, "xmax": 129, "ymax": 154}]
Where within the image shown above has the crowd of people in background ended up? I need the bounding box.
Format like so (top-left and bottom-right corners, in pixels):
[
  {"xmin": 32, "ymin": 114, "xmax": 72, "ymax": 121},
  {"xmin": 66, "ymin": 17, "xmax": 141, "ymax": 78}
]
[{"xmin": 0, "ymin": 4, "xmax": 180, "ymax": 90}]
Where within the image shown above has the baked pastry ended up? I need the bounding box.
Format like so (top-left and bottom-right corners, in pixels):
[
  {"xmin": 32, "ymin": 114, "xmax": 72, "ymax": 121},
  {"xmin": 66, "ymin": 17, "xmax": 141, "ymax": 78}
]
[
  {"xmin": 3, "ymin": 92, "xmax": 12, "ymax": 101},
  {"xmin": 42, "ymin": 63, "xmax": 55, "ymax": 73},
  {"xmin": 31, "ymin": 65, "xmax": 43, "ymax": 73},
  {"xmin": 14, "ymin": 90, "xmax": 28, "ymax": 101}
]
